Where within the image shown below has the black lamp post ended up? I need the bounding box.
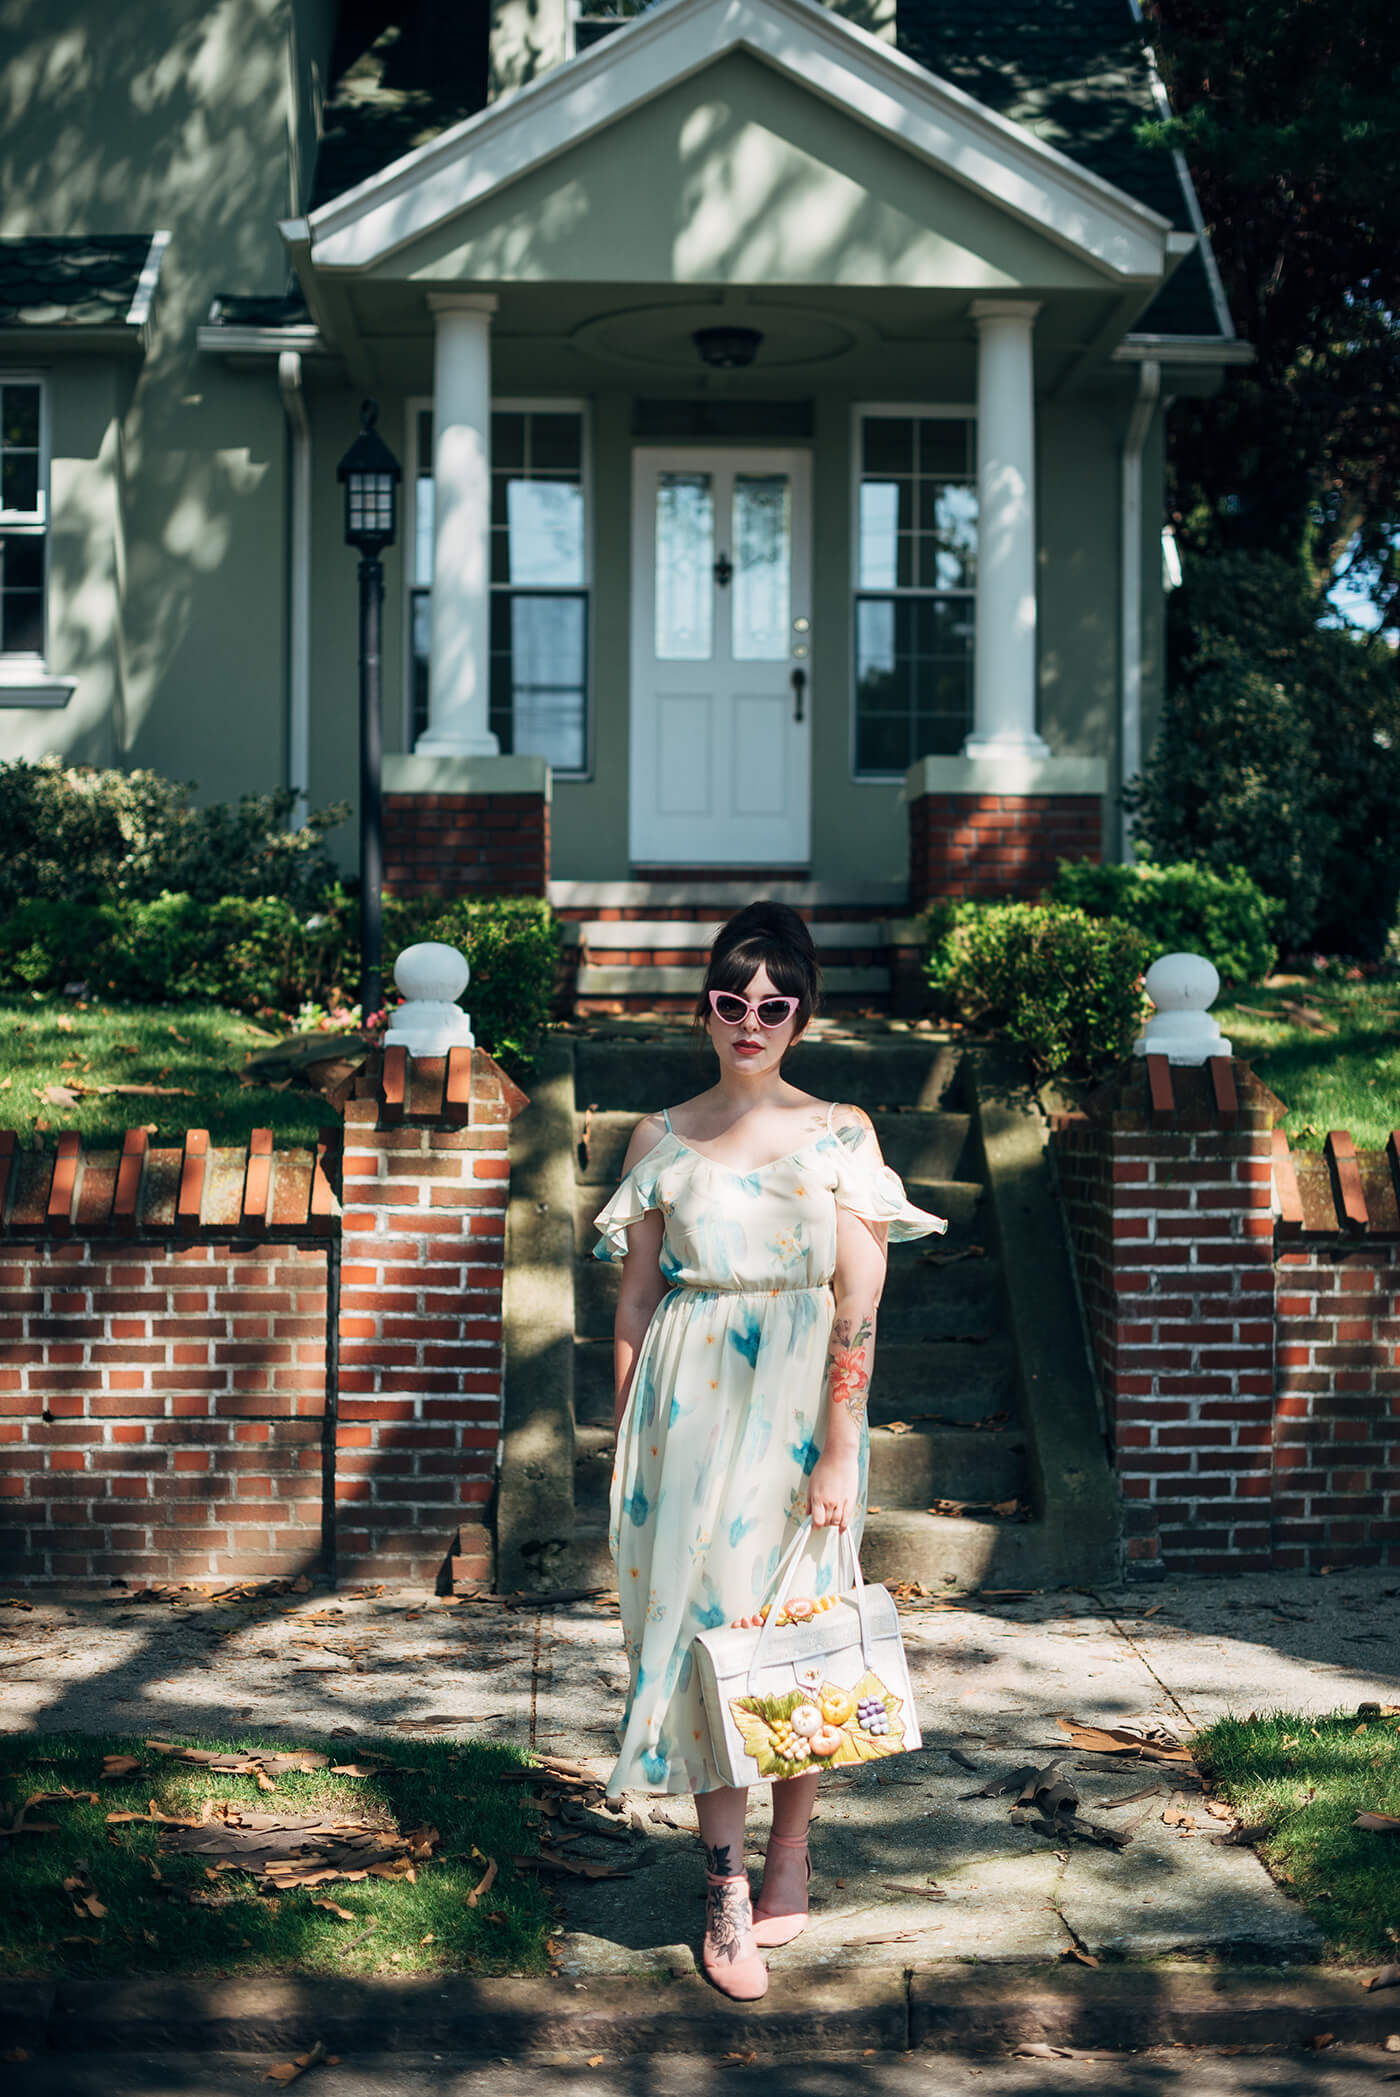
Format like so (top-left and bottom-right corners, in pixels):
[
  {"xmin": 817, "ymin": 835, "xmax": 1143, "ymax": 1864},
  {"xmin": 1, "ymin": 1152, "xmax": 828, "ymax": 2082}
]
[{"xmin": 337, "ymin": 401, "xmax": 401, "ymax": 1026}]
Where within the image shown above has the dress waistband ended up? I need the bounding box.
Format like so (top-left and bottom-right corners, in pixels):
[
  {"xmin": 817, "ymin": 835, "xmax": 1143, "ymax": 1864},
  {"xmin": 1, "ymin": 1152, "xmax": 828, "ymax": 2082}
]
[{"xmin": 672, "ymin": 1281, "xmax": 831, "ymax": 1298}]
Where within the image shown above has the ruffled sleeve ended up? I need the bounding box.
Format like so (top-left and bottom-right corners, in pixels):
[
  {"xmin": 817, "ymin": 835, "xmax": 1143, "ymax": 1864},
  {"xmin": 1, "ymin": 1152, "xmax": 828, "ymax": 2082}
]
[
  {"xmin": 829, "ymin": 1110, "xmax": 948, "ymax": 1243},
  {"xmin": 592, "ymin": 1150, "xmax": 665, "ymax": 1263}
]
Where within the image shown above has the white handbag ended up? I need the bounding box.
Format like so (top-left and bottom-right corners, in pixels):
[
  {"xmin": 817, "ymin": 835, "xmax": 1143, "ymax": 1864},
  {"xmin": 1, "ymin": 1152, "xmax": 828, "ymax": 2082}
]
[{"xmin": 691, "ymin": 1520, "xmax": 922, "ymax": 1787}]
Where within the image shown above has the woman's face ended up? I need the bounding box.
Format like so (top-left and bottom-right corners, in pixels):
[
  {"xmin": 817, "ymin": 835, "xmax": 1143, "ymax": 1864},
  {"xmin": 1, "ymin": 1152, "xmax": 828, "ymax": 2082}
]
[{"xmin": 706, "ymin": 962, "xmax": 802, "ymax": 1076}]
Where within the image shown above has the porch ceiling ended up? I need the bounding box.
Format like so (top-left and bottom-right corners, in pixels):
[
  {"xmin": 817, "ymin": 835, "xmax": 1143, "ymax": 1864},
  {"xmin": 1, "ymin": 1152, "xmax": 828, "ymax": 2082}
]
[{"xmin": 317, "ymin": 278, "xmax": 1168, "ymax": 400}]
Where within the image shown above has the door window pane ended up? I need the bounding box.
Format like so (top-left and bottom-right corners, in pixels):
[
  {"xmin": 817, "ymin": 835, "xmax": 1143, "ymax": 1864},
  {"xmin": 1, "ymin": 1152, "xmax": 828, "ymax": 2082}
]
[
  {"xmin": 731, "ymin": 474, "xmax": 789, "ymax": 661},
  {"xmin": 655, "ymin": 471, "xmax": 713, "ymax": 660}
]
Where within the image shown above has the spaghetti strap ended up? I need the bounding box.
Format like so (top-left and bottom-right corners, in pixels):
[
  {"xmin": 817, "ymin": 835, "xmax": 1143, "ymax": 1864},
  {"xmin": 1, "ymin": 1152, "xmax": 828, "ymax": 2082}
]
[{"xmin": 661, "ymin": 1107, "xmax": 673, "ymax": 1133}]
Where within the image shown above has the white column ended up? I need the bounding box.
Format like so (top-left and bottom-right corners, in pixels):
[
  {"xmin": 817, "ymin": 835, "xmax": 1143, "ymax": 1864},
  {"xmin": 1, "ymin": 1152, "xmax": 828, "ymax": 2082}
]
[
  {"xmin": 418, "ymin": 293, "xmax": 499, "ymax": 757},
  {"xmin": 964, "ymin": 299, "xmax": 1048, "ymax": 759}
]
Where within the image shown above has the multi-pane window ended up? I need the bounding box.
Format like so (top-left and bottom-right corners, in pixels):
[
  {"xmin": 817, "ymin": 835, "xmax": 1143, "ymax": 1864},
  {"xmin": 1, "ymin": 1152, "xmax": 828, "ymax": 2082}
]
[
  {"xmin": 0, "ymin": 382, "xmax": 45, "ymax": 658},
  {"xmin": 853, "ymin": 411, "xmax": 976, "ymax": 776},
  {"xmin": 410, "ymin": 405, "xmax": 589, "ymax": 774}
]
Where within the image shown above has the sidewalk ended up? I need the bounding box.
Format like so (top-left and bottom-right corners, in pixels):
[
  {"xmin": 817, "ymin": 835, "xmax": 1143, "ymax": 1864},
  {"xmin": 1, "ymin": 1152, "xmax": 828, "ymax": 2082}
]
[{"xmin": 4, "ymin": 1563, "xmax": 1397, "ymax": 1997}]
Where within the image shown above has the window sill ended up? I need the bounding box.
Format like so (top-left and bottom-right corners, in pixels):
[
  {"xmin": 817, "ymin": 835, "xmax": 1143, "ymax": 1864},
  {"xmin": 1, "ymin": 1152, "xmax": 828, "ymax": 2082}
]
[{"xmin": 0, "ymin": 670, "xmax": 77, "ymax": 708}]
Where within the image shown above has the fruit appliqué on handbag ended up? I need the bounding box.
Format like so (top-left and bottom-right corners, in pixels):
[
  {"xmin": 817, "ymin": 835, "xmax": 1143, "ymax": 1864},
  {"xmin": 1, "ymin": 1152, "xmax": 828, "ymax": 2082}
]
[{"xmin": 729, "ymin": 1656, "xmax": 908, "ymax": 1778}]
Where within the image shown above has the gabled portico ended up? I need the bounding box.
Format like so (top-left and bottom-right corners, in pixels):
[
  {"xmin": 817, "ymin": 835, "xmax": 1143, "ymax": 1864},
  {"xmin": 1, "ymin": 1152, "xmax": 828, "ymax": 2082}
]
[{"xmin": 276, "ymin": 0, "xmax": 1198, "ymax": 899}]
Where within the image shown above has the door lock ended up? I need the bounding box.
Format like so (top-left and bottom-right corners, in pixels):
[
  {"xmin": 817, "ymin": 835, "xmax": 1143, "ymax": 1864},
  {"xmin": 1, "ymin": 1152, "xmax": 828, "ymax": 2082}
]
[{"xmin": 791, "ymin": 666, "xmax": 807, "ymax": 723}]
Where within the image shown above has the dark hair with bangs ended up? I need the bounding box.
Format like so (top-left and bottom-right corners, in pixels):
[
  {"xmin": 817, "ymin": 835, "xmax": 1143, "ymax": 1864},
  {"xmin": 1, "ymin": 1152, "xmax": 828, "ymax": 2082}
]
[{"xmin": 694, "ymin": 901, "xmax": 822, "ymax": 1042}]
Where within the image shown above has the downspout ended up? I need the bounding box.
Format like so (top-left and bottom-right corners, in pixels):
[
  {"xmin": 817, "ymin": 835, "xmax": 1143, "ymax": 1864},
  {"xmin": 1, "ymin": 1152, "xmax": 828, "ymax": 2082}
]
[
  {"xmin": 1120, "ymin": 358, "xmax": 1160, "ymax": 864},
  {"xmin": 278, "ymin": 350, "xmax": 312, "ymax": 828}
]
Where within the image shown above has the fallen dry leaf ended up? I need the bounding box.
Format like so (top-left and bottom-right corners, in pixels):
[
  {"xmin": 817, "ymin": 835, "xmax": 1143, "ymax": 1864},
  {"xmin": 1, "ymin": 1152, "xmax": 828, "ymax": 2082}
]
[
  {"xmin": 40, "ymin": 1084, "xmax": 81, "ymax": 1109},
  {"xmin": 1061, "ymin": 1946, "xmax": 1100, "ymax": 1967},
  {"xmin": 884, "ymin": 1420, "xmax": 912, "ymax": 1436},
  {"xmin": 102, "ymin": 1754, "xmax": 143, "ymax": 1780},
  {"xmin": 1056, "ymin": 1717, "xmax": 1195, "ymax": 1764},
  {"xmin": 62, "ymin": 1865, "xmax": 107, "ymax": 1921},
  {"xmin": 311, "ymin": 1899, "xmax": 358, "ymax": 1922},
  {"xmin": 263, "ymin": 2040, "xmax": 327, "ymax": 2085},
  {"xmin": 1364, "ymin": 1965, "xmax": 1400, "ymax": 1992},
  {"xmin": 587, "ymin": 2057, "xmax": 605, "ymax": 2069},
  {"xmin": 466, "ymin": 1849, "xmax": 498, "ymax": 1908},
  {"xmin": 1355, "ymin": 1812, "xmax": 1400, "ymax": 1834}
]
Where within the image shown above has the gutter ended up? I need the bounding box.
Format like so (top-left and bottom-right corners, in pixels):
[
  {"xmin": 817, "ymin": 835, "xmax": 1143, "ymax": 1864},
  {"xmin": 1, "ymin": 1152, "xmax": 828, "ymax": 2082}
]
[
  {"xmin": 277, "ymin": 350, "xmax": 312, "ymax": 828},
  {"xmin": 1120, "ymin": 357, "xmax": 1160, "ymax": 862}
]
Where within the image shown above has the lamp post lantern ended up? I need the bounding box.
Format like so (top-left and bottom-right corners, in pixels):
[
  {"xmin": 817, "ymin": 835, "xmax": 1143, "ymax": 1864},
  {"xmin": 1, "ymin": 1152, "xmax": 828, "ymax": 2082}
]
[{"xmin": 337, "ymin": 400, "xmax": 401, "ymax": 1026}]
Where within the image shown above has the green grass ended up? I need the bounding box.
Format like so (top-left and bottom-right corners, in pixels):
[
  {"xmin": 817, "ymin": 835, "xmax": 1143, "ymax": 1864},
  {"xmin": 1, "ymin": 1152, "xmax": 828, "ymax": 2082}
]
[
  {"xmin": 0, "ymin": 1732, "xmax": 551, "ymax": 1980},
  {"xmin": 0, "ymin": 998, "xmax": 330, "ymax": 1149},
  {"xmin": 1214, "ymin": 980, "xmax": 1400, "ymax": 1151},
  {"xmin": 1192, "ymin": 1705, "xmax": 1400, "ymax": 1962}
]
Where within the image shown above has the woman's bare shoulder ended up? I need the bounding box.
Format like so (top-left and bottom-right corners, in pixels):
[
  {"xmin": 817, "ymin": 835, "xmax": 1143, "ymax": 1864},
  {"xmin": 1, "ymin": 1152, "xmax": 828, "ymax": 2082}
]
[{"xmin": 621, "ymin": 1111, "xmax": 670, "ymax": 1173}]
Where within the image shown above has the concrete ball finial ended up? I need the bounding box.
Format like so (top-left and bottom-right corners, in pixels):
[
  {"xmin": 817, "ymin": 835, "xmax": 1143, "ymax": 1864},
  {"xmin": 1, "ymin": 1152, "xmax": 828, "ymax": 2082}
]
[
  {"xmin": 1133, "ymin": 951, "xmax": 1231, "ymax": 1066},
  {"xmin": 384, "ymin": 941, "xmax": 474, "ymax": 1056},
  {"xmin": 393, "ymin": 941, "xmax": 470, "ymax": 1006}
]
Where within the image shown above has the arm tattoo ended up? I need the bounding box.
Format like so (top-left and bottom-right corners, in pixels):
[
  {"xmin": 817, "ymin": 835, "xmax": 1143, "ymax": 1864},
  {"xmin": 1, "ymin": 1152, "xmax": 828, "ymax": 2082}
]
[{"xmin": 828, "ymin": 1312, "xmax": 875, "ymax": 1425}]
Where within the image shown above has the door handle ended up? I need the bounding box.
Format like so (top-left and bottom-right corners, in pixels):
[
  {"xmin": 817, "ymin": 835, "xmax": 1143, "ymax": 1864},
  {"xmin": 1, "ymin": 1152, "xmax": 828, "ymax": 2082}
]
[{"xmin": 791, "ymin": 666, "xmax": 806, "ymax": 723}]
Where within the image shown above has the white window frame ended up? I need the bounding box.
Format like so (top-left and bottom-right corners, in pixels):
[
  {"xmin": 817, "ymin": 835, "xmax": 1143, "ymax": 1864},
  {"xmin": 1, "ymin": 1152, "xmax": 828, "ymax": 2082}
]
[
  {"xmin": 849, "ymin": 401, "xmax": 977, "ymax": 784},
  {"xmin": 402, "ymin": 395, "xmax": 594, "ymax": 777},
  {"xmin": 0, "ymin": 373, "xmax": 71, "ymax": 707}
]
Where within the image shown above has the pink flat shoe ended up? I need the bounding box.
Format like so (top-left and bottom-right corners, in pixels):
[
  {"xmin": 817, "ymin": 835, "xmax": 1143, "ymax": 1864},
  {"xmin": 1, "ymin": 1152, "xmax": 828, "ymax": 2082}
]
[
  {"xmin": 752, "ymin": 1833, "xmax": 811, "ymax": 1948},
  {"xmin": 702, "ymin": 1870, "xmax": 769, "ymax": 2000}
]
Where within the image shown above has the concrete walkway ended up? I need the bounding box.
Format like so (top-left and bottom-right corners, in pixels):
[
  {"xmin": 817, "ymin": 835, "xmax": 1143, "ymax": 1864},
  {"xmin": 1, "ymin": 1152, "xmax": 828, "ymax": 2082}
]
[{"xmin": 3, "ymin": 1565, "xmax": 1397, "ymax": 1981}]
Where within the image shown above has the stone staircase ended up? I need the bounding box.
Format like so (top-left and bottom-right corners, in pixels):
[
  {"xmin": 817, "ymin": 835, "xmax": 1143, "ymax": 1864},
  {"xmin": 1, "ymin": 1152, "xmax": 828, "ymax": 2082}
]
[{"xmin": 558, "ymin": 1025, "xmax": 1113, "ymax": 1592}]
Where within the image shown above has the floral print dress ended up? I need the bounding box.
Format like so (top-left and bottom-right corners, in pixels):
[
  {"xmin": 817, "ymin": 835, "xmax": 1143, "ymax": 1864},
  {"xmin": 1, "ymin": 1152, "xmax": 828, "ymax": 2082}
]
[{"xmin": 593, "ymin": 1105, "xmax": 946, "ymax": 1797}]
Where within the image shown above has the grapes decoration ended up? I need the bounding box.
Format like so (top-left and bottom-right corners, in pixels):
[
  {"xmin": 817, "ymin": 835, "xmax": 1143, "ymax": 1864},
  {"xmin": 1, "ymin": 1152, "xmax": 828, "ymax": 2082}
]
[{"xmin": 857, "ymin": 1694, "xmax": 890, "ymax": 1736}]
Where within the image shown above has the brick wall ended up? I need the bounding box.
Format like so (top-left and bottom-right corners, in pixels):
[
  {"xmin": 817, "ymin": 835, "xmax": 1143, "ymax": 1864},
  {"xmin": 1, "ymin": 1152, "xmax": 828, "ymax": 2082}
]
[
  {"xmin": 384, "ymin": 792, "xmax": 549, "ymax": 898},
  {"xmin": 1052, "ymin": 1060, "xmax": 1400, "ymax": 1575},
  {"xmin": 0, "ymin": 1241, "xmax": 328, "ymax": 1583},
  {"xmin": 0, "ymin": 1048, "xmax": 525, "ymax": 1590},
  {"xmin": 908, "ymin": 791, "xmax": 1101, "ymax": 907}
]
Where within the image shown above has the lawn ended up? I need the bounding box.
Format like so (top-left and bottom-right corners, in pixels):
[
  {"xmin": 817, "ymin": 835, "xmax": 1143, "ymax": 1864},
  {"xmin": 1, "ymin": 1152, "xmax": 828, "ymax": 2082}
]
[
  {"xmin": 0, "ymin": 1732, "xmax": 551, "ymax": 1980},
  {"xmin": 1213, "ymin": 980, "xmax": 1400, "ymax": 1151},
  {"xmin": 0, "ymin": 998, "xmax": 335, "ymax": 1149},
  {"xmin": 1192, "ymin": 1704, "xmax": 1400, "ymax": 1963}
]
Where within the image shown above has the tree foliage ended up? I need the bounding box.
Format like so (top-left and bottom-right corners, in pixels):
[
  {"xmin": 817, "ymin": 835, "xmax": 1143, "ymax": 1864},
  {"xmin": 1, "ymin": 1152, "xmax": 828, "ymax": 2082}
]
[
  {"xmin": 1125, "ymin": 553, "xmax": 1400, "ymax": 957},
  {"xmin": 1140, "ymin": 2, "xmax": 1400, "ymax": 620}
]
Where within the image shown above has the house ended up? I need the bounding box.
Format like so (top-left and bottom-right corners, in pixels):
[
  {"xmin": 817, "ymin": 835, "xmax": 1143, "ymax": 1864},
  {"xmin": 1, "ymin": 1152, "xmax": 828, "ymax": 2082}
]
[{"xmin": 0, "ymin": 0, "xmax": 1245, "ymax": 1003}]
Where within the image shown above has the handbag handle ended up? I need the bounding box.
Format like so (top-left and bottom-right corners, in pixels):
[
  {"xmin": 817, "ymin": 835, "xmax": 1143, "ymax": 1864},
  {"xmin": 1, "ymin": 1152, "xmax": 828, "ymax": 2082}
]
[{"xmin": 745, "ymin": 1517, "xmax": 872, "ymax": 1693}]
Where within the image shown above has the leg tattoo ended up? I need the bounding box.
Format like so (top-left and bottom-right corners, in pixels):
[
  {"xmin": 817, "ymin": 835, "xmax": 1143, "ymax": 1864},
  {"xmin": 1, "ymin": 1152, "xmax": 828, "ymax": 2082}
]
[{"xmin": 704, "ymin": 1841, "xmax": 734, "ymax": 1879}]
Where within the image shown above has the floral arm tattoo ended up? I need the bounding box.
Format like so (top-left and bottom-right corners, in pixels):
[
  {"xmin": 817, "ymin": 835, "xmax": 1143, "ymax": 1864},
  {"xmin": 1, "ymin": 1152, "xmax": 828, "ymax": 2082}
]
[{"xmin": 827, "ymin": 1312, "xmax": 875, "ymax": 1425}]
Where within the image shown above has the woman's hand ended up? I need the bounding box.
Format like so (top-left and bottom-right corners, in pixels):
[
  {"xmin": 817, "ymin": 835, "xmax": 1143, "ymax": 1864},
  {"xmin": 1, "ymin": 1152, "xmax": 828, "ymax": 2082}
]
[{"xmin": 808, "ymin": 1449, "xmax": 860, "ymax": 1532}]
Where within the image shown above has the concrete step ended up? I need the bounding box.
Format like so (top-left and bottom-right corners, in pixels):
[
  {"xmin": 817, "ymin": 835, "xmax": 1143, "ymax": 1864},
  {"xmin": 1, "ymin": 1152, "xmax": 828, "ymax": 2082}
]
[
  {"xmin": 573, "ymin": 1041, "xmax": 964, "ymax": 1116},
  {"xmin": 576, "ymin": 1108, "xmax": 976, "ymax": 1186},
  {"xmin": 569, "ymin": 1506, "xmax": 1069, "ymax": 1595},
  {"xmin": 575, "ymin": 920, "xmax": 902, "ymax": 953},
  {"xmin": 572, "ymin": 1415, "xmax": 1027, "ymax": 1516},
  {"xmin": 549, "ymin": 879, "xmax": 908, "ymax": 916},
  {"xmin": 571, "ymin": 1336, "xmax": 1018, "ymax": 1432},
  {"xmin": 571, "ymin": 1178, "xmax": 985, "ymax": 1253},
  {"xmin": 572, "ymin": 1236, "xmax": 1004, "ymax": 1341}
]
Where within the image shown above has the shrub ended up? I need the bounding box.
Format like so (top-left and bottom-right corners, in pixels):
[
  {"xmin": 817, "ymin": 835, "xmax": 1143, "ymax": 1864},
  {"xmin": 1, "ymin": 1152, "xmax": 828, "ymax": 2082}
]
[
  {"xmin": 384, "ymin": 895, "xmax": 560, "ymax": 1070},
  {"xmin": 1127, "ymin": 552, "xmax": 1400, "ymax": 957},
  {"xmin": 1050, "ymin": 856, "xmax": 1279, "ymax": 985},
  {"xmin": 927, "ymin": 903, "xmax": 1152, "ymax": 1079},
  {"xmin": 0, "ymin": 888, "xmax": 560, "ymax": 1074},
  {"xmin": 0, "ymin": 759, "xmax": 348, "ymax": 913}
]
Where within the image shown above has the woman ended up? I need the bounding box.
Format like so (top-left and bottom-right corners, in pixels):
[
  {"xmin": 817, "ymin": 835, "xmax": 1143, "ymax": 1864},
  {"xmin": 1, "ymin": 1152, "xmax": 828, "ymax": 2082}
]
[{"xmin": 594, "ymin": 902, "xmax": 946, "ymax": 1999}]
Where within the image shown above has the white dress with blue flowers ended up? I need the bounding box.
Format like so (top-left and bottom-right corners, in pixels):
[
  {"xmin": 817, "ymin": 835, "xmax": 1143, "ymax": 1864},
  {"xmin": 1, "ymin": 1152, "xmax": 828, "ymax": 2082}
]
[{"xmin": 593, "ymin": 1104, "xmax": 946, "ymax": 1797}]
